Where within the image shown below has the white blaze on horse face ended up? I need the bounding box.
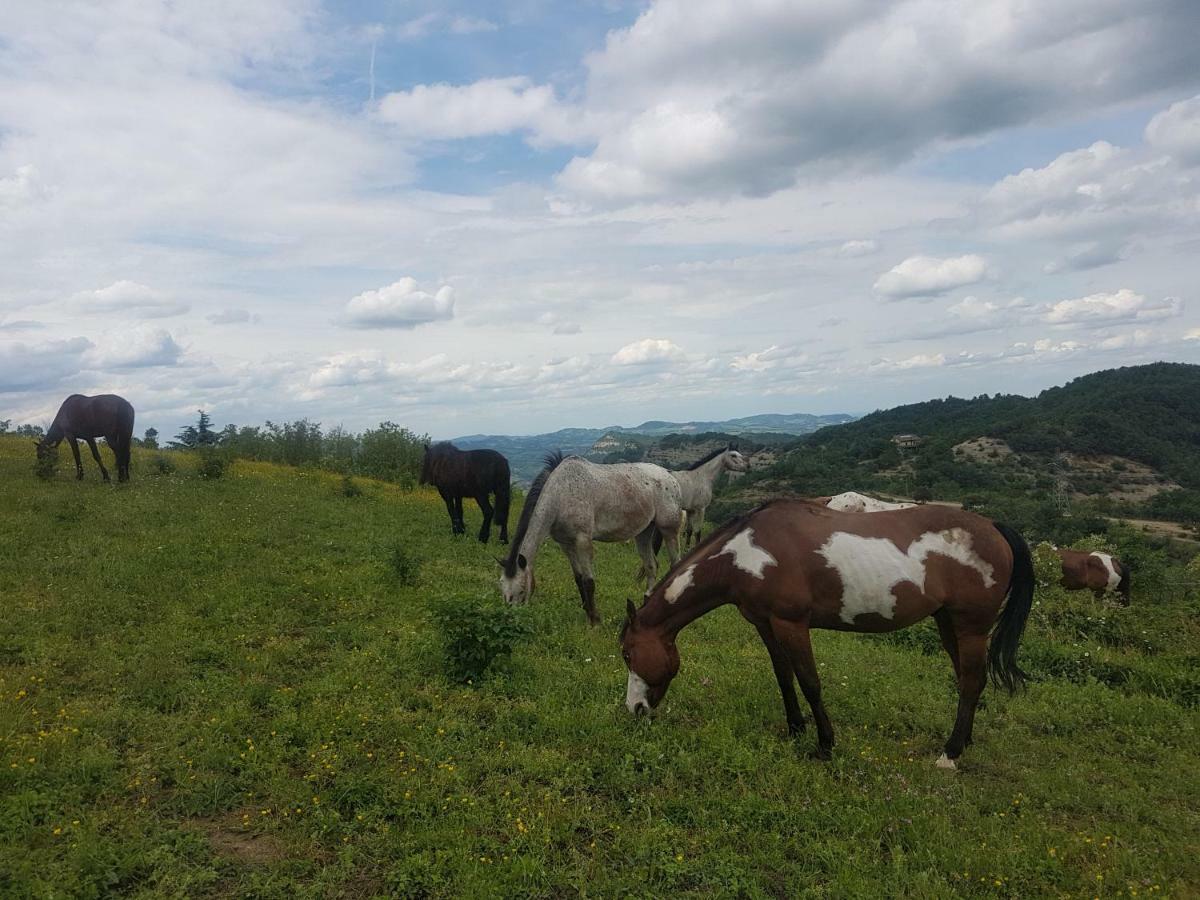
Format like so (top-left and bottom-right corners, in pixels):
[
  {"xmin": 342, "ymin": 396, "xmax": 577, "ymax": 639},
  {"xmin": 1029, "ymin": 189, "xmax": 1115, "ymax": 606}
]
[
  {"xmin": 625, "ymin": 670, "xmax": 650, "ymax": 714},
  {"xmin": 1091, "ymin": 552, "xmax": 1121, "ymax": 591},
  {"xmin": 818, "ymin": 528, "xmax": 996, "ymax": 625},
  {"xmin": 711, "ymin": 528, "xmax": 777, "ymax": 578},
  {"xmin": 665, "ymin": 564, "xmax": 697, "ymax": 603}
]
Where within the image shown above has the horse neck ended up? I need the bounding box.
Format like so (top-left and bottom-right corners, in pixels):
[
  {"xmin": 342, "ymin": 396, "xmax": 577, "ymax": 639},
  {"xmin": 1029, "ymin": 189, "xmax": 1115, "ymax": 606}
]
[
  {"xmin": 45, "ymin": 420, "xmax": 65, "ymax": 444},
  {"xmin": 641, "ymin": 558, "xmax": 730, "ymax": 639},
  {"xmin": 691, "ymin": 453, "xmax": 729, "ymax": 489},
  {"xmin": 516, "ymin": 480, "xmax": 559, "ymax": 565}
]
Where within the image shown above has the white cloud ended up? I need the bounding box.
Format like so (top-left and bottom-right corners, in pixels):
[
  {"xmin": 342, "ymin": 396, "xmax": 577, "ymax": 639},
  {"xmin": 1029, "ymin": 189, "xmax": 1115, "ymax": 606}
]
[
  {"xmin": 611, "ymin": 338, "xmax": 684, "ymax": 365},
  {"xmin": 873, "ymin": 255, "xmax": 987, "ymax": 299},
  {"xmin": 555, "ymin": 0, "xmax": 1200, "ymax": 200},
  {"xmin": 376, "ymin": 77, "xmax": 578, "ymax": 142},
  {"xmin": 1043, "ymin": 289, "xmax": 1182, "ymax": 326},
  {"xmin": 729, "ymin": 344, "xmax": 807, "ymax": 373},
  {"xmin": 309, "ymin": 351, "xmax": 395, "ymax": 389},
  {"xmin": 449, "ymin": 16, "xmax": 498, "ymax": 35},
  {"xmin": 342, "ymin": 279, "xmax": 455, "ymax": 329},
  {"xmin": 85, "ymin": 327, "xmax": 183, "ymax": 369},
  {"xmin": 73, "ymin": 280, "xmax": 188, "ymax": 318},
  {"xmin": 835, "ymin": 239, "xmax": 879, "ymax": 258},
  {"xmin": 870, "ymin": 352, "xmax": 947, "ymax": 372},
  {"xmin": 1145, "ymin": 94, "xmax": 1200, "ymax": 166},
  {"xmin": 0, "ymin": 336, "xmax": 92, "ymax": 391},
  {"xmin": 0, "ymin": 164, "xmax": 48, "ymax": 206},
  {"xmin": 206, "ymin": 308, "xmax": 255, "ymax": 325}
]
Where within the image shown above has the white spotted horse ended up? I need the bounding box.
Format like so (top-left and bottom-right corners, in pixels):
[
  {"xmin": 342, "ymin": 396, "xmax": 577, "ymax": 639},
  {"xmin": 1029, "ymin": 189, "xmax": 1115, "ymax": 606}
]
[{"xmin": 621, "ymin": 499, "xmax": 1034, "ymax": 769}]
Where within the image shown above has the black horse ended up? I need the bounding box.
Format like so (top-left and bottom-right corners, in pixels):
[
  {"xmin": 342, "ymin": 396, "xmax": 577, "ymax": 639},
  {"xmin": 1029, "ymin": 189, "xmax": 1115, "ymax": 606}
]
[
  {"xmin": 35, "ymin": 394, "xmax": 136, "ymax": 482},
  {"xmin": 420, "ymin": 442, "xmax": 511, "ymax": 543}
]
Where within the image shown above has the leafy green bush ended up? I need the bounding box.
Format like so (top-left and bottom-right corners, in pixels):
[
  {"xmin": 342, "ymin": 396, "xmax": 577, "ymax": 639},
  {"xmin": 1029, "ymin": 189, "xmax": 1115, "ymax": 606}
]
[
  {"xmin": 427, "ymin": 595, "xmax": 531, "ymax": 683},
  {"xmin": 386, "ymin": 545, "xmax": 420, "ymax": 586},
  {"xmin": 196, "ymin": 450, "xmax": 229, "ymax": 480},
  {"xmin": 340, "ymin": 474, "xmax": 364, "ymax": 498},
  {"xmin": 33, "ymin": 445, "xmax": 59, "ymax": 480},
  {"xmin": 152, "ymin": 454, "xmax": 176, "ymax": 475}
]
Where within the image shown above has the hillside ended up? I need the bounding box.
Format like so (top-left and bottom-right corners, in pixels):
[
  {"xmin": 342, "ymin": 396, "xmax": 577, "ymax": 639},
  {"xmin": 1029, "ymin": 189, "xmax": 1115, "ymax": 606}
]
[
  {"xmin": 2, "ymin": 436, "xmax": 1200, "ymax": 896},
  {"xmin": 454, "ymin": 411, "xmax": 853, "ymax": 482},
  {"xmin": 742, "ymin": 363, "xmax": 1200, "ymax": 534}
]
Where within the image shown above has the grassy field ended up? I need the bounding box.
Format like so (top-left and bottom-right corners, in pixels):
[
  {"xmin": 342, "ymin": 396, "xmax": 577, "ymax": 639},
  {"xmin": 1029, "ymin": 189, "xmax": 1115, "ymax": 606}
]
[{"xmin": 1, "ymin": 436, "xmax": 1198, "ymax": 898}]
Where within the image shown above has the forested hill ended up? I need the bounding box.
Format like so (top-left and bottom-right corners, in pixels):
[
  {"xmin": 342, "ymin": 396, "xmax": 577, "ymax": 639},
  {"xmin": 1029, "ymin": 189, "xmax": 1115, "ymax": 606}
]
[{"xmin": 801, "ymin": 363, "xmax": 1200, "ymax": 489}]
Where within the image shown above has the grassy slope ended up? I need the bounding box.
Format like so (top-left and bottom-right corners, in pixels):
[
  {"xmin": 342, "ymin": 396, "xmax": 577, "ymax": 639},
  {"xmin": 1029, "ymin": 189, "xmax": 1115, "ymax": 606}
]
[{"xmin": 1, "ymin": 437, "xmax": 1197, "ymax": 898}]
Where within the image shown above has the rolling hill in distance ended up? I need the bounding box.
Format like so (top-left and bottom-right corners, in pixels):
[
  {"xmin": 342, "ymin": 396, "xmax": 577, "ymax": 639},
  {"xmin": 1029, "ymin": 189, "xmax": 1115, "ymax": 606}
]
[{"xmin": 453, "ymin": 412, "xmax": 856, "ymax": 482}]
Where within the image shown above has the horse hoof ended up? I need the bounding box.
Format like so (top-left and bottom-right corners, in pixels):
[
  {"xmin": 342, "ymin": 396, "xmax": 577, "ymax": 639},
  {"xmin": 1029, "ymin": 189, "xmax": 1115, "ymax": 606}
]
[
  {"xmin": 935, "ymin": 753, "xmax": 958, "ymax": 771},
  {"xmin": 808, "ymin": 746, "xmax": 833, "ymax": 761}
]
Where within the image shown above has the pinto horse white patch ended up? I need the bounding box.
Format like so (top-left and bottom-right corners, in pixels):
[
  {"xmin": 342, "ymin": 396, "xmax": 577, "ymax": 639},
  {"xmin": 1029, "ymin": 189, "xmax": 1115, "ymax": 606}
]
[
  {"xmin": 665, "ymin": 564, "xmax": 697, "ymax": 603},
  {"xmin": 711, "ymin": 528, "xmax": 777, "ymax": 578},
  {"xmin": 818, "ymin": 528, "xmax": 996, "ymax": 625},
  {"xmin": 1091, "ymin": 552, "xmax": 1121, "ymax": 591}
]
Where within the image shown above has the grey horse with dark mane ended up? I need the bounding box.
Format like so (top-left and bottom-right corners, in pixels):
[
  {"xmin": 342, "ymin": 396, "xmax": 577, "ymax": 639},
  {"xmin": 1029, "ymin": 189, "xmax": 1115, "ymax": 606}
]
[
  {"xmin": 499, "ymin": 452, "xmax": 684, "ymax": 625},
  {"xmin": 35, "ymin": 394, "xmax": 135, "ymax": 482}
]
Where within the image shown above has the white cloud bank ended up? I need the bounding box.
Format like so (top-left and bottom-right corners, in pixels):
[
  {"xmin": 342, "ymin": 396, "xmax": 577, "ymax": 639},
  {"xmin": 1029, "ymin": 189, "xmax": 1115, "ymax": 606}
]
[
  {"xmin": 342, "ymin": 279, "xmax": 455, "ymax": 329},
  {"xmin": 873, "ymin": 255, "xmax": 988, "ymax": 299}
]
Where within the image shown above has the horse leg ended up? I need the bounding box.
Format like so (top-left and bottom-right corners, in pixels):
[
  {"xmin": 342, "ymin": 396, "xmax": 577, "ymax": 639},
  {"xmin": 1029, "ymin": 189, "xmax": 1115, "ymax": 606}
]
[
  {"xmin": 474, "ymin": 493, "xmax": 494, "ymax": 544},
  {"xmin": 939, "ymin": 631, "xmax": 988, "ymax": 770},
  {"xmin": 67, "ymin": 440, "xmax": 82, "ymax": 478},
  {"xmin": 633, "ymin": 526, "xmax": 658, "ymax": 596},
  {"xmin": 690, "ymin": 506, "xmax": 707, "ymax": 546},
  {"xmin": 453, "ymin": 495, "xmax": 466, "ymax": 535},
  {"xmin": 933, "ymin": 608, "xmax": 960, "ymax": 679},
  {"xmin": 751, "ymin": 621, "xmax": 805, "ymax": 736},
  {"xmin": 85, "ymin": 437, "xmax": 110, "ymax": 483},
  {"xmin": 771, "ymin": 616, "xmax": 834, "ymax": 758},
  {"xmin": 563, "ymin": 537, "xmax": 599, "ymax": 626},
  {"xmin": 437, "ymin": 488, "xmax": 458, "ymax": 535}
]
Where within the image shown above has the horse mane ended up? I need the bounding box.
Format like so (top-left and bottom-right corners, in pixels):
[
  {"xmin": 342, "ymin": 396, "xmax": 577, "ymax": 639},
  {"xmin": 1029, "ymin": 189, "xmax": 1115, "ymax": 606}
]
[
  {"xmin": 503, "ymin": 450, "xmax": 566, "ymax": 576},
  {"xmin": 686, "ymin": 445, "xmax": 730, "ymax": 470}
]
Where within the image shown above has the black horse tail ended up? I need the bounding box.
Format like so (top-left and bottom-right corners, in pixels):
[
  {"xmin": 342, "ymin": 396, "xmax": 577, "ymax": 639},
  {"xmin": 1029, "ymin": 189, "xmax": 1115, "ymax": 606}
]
[
  {"xmin": 494, "ymin": 477, "xmax": 511, "ymax": 537},
  {"xmin": 652, "ymin": 527, "xmax": 663, "ymax": 556},
  {"xmin": 987, "ymin": 522, "xmax": 1035, "ymax": 695},
  {"xmin": 1116, "ymin": 559, "xmax": 1132, "ymax": 606}
]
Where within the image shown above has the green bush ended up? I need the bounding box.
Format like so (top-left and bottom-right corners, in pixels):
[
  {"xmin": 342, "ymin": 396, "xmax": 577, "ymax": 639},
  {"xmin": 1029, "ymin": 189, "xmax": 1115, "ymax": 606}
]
[
  {"xmin": 33, "ymin": 445, "xmax": 59, "ymax": 480},
  {"xmin": 152, "ymin": 454, "xmax": 176, "ymax": 475},
  {"xmin": 339, "ymin": 474, "xmax": 364, "ymax": 498},
  {"xmin": 196, "ymin": 450, "xmax": 229, "ymax": 480},
  {"xmin": 427, "ymin": 595, "xmax": 531, "ymax": 683},
  {"xmin": 386, "ymin": 545, "xmax": 420, "ymax": 586}
]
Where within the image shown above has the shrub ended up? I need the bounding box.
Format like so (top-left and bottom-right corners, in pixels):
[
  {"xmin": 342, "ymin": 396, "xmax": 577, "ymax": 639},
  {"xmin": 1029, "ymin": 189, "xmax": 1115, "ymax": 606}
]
[
  {"xmin": 339, "ymin": 474, "xmax": 363, "ymax": 498},
  {"xmin": 387, "ymin": 545, "xmax": 420, "ymax": 586},
  {"xmin": 33, "ymin": 445, "xmax": 59, "ymax": 480},
  {"xmin": 152, "ymin": 454, "xmax": 176, "ymax": 475},
  {"xmin": 196, "ymin": 450, "xmax": 229, "ymax": 480},
  {"xmin": 427, "ymin": 595, "xmax": 531, "ymax": 683}
]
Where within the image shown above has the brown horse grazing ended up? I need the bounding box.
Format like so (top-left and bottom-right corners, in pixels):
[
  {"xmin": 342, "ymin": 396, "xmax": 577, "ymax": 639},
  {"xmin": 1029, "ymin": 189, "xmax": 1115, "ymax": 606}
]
[
  {"xmin": 35, "ymin": 394, "xmax": 135, "ymax": 482},
  {"xmin": 1055, "ymin": 547, "xmax": 1131, "ymax": 605},
  {"xmin": 420, "ymin": 442, "xmax": 511, "ymax": 543},
  {"xmin": 621, "ymin": 499, "xmax": 1035, "ymax": 769}
]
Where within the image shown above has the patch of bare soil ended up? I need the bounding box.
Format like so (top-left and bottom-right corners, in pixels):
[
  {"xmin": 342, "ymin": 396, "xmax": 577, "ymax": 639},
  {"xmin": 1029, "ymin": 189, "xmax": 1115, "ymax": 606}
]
[
  {"xmin": 952, "ymin": 437, "xmax": 1014, "ymax": 462},
  {"xmin": 191, "ymin": 814, "xmax": 288, "ymax": 865}
]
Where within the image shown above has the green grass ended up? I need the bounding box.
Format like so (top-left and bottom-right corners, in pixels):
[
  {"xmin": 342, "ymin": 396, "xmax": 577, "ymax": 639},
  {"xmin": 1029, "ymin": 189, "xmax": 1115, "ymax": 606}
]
[{"xmin": 1, "ymin": 436, "xmax": 1197, "ymax": 898}]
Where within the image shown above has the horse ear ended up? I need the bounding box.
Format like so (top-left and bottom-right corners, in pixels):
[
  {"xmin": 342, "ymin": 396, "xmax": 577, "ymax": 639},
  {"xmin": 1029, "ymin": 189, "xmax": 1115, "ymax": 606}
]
[
  {"xmin": 625, "ymin": 598, "xmax": 638, "ymax": 624},
  {"xmin": 517, "ymin": 553, "xmax": 528, "ymax": 570}
]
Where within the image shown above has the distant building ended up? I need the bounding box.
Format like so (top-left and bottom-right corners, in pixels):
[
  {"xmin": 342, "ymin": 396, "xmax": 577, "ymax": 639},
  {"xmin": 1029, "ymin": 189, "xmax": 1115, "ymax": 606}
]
[{"xmin": 892, "ymin": 433, "xmax": 922, "ymax": 449}]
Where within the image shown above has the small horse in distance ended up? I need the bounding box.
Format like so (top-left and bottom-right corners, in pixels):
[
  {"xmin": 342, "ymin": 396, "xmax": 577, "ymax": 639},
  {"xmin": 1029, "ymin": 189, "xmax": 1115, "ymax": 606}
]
[
  {"xmin": 1055, "ymin": 547, "xmax": 1131, "ymax": 605},
  {"xmin": 35, "ymin": 394, "xmax": 135, "ymax": 483},
  {"xmin": 621, "ymin": 499, "xmax": 1034, "ymax": 769},
  {"xmin": 420, "ymin": 442, "xmax": 511, "ymax": 543},
  {"xmin": 673, "ymin": 446, "xmax": 750, "ymax": 545},
  {"xmin": 500, "ymin": 452, "xmax": 684, "ymax": 625}
]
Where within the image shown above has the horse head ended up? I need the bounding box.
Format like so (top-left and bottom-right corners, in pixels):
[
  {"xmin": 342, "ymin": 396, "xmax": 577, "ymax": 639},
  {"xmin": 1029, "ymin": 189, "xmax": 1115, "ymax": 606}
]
[
  {"xmin": 499, "ymin": 552, "xmax": 535, "ymax": 605},
  {"xmin": 724, "ymin": 448, "xmax": 750, "ymax": 473},
  {"xmin": 620, "ymin": 599, "xmax": 679, "ymax": 715}
]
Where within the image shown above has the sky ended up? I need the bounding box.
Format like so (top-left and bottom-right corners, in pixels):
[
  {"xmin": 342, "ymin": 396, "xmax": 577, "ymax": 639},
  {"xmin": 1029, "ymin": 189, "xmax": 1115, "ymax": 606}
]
[{"xmin": 2, "ymin": 0, "xmax": 1199, "ymax": 440}]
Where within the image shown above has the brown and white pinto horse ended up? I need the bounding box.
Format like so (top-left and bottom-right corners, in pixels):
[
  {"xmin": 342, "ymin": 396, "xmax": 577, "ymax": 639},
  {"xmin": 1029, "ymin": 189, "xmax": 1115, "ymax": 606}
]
[
  {"xmin": 1055, "ymin": 547, "xmax": 1131, "ymax": 605},
  {"xmin": 621, "ymin": 499, "xmax": 1035, "ymax": 769}
]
